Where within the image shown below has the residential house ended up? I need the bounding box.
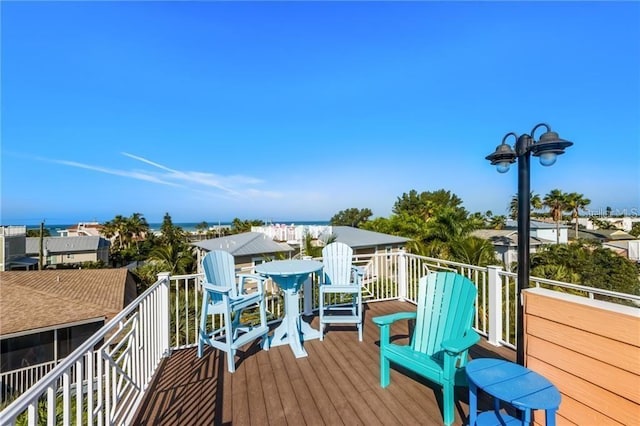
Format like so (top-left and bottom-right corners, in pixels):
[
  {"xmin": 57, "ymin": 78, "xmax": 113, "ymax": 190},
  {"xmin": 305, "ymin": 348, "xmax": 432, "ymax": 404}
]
[
  {"xmin": 0, "ymin": 269, "xmax": 137, "ymax": 374},
  {"xmin": 505, "ymin": 219, "xmax": 568, "ymax": 243},
  {"xmin": 471, "ymin": 229, "xmax": 549, "ymax": 270},
  {"xmin": 569, "ymin": 228, "xmax": 640, "ymax": 262},
  {"xmin": 0, "ymin": 226, "xmax": 38, "ymax": 271},
  {"xmin": 57, "ymin": 221, "xmax": 104, "ymax": 237},
  {"xmin": 25, "ymin": 236, "xmax": 110, "ymax": 268},
  {"xmin": 192, "ymin": 232, "xmax": 294, "ymax": 271},
  {"xmin": 321, "ymin": 226, "xmax": 410, "ymax": 256}
]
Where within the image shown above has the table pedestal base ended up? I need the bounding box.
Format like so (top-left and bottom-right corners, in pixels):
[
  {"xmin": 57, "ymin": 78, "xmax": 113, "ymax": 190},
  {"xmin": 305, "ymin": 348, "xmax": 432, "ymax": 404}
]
[{"xmin": 270, "ymin": 288, "xmax": 320, "ymax": 358}]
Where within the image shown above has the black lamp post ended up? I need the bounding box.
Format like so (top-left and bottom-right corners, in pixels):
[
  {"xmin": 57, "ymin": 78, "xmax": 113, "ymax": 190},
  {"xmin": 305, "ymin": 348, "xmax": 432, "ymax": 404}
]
[{"xmin": 485, "ymin": 123, "xmax": 572, "ymax": 366}]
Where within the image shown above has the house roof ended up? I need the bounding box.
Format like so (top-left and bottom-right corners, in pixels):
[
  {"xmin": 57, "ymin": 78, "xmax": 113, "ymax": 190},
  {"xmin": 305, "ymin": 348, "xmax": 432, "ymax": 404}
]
[
  {"xmin": 325, "ymin": 226, "xmax": 410, "ymax": 248},
  {"xmin": 471, "ymin": 229, "xmax": 549, "ymax": 247},
  {"xmin": 505, "ymin": 219, "xmax": 569, "ymax": 230},
  {"xmin": 578, "ymin": 229, "xmax": 636, "ymax": 241},
  {"xmin": 192, "ymin": 232, "xmax": 294, "ymax": 256},
  {"xmin": 25, "ymin": 236, "xmax": 110, "ymax": 255},
  {"xmin": 0, "ymin": 269, "xmax": 136, "ymax": 337}
]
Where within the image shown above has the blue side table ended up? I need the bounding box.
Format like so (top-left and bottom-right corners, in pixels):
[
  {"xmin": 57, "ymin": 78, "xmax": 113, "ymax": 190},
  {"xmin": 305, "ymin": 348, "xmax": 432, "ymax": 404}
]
[{"xmin": 467, "ymin": 358, "xmax": 561, "ymax": 426}]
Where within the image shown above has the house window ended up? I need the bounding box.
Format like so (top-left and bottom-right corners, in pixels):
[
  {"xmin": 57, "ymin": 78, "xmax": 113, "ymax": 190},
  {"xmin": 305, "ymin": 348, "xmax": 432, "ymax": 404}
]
[
  {"xmin": 57, "ymin": 321, "xmax": 103, "ymax": 359},
  {"xmin": 66, "ymin": 254, "xmax": 74, "ymax": 259},
  {"xmin": 1, "ymin": 331, "xmax": 55, "ymax": 371}
]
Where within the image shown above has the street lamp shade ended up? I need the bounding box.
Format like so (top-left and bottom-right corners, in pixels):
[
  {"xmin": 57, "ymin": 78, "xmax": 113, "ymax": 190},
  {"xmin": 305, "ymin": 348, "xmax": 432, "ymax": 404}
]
[
  {"xmin": 531, "ymin": 130, "xmax": 573, "ymax": 167},
  {"xmin": 485, "ymin": 142, "xmax": 516, "ymax": 173}
]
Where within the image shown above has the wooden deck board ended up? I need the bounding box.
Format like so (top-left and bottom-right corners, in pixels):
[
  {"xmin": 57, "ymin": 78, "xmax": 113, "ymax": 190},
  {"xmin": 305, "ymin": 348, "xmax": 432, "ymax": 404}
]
[{"xmin": 133, "ymin": 300, "xmax": 515, "ymax": 425}]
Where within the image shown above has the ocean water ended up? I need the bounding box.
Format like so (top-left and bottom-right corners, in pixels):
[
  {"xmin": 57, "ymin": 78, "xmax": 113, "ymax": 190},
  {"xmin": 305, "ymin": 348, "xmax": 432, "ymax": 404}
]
[{"xmin": 31, "ymin": 220, "xmax": 330, "ymax": 235}]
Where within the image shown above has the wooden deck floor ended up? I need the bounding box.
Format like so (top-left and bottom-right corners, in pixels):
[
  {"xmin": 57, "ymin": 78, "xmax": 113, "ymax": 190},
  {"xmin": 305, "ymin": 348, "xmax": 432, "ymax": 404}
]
[{"xmin": 133, "ymin": 300, "xmax": 515, "ymax": 425}]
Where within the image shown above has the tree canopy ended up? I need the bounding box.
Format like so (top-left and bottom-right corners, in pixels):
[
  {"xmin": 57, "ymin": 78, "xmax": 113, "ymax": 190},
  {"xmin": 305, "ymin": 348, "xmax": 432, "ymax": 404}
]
[{"xmin": 330, "ymin": 208, "xmax": 373, "ymax": 228}]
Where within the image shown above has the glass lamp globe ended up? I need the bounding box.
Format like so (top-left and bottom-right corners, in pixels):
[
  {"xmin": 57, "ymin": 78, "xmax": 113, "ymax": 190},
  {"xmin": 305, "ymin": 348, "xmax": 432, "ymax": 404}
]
[
  {"xmin": 496, "ymin": 162, "xmax": 511, "ymax": 173},
  {"xmin": 538, "ymin": 152, "xmax": 558, "ymax": 166}
]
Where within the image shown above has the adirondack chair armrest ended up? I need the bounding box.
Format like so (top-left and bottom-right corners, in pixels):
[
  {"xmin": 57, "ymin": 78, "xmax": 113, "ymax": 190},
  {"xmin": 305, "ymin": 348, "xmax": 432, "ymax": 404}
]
[
  {"xmin": 441, "ymin": 329, "xmax": 480, "ymax": 354},
  {"xmin": 201, "ymin": 282, "xmax": 233, "ymax": 295},
  {"xmin": 237, "ymin": 273, "xmax": 266, "ymax": 294},
  {"xmin": 372, "ymin": 311, "xmax": 417, "ymax": 327}
]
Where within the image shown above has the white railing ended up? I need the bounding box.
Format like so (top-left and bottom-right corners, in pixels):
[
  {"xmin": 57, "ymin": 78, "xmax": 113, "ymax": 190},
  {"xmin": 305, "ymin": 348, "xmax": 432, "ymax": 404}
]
[
  {"xmin": 3, "ymin": 252, "xmax": 639, "ymax": 425},
  {"xmin": 0, "ymin": 274, "xmax": 170, "ymax": 425}
]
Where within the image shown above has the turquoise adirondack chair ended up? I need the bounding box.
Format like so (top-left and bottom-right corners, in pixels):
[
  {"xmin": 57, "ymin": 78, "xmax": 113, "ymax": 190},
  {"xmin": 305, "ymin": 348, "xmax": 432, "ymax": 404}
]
[
  {"xmin": 197, "ymin": 250, "xmax": 269, "ymax": 373},
  {"xmin": 373, "ymin": 272, "xmax": 480, "ymax": 425},
  {"xmin": 319, "ymin": 242, "xmax": 363, "ymax": 341}
]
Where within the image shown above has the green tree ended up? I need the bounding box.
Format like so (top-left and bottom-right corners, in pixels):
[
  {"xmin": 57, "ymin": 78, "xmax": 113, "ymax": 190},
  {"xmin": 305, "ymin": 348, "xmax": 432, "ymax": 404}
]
[
  {"xmin": 159, "ymin": 213, "xmax": 186, "ymax": 247},
  {"xmin": 450, "ymin": 236, "xmax": 498, "ymax": 267},
  {"xmin": 531, "ymin": 241, "xmax": 639, "ymax": 296},
  {"xmin": 565, "ymin": 192, "xmax": 591, "ymax": 236},
  {"xmin": 543, "ymin": 189, "xmax": 569, "ymax": 244},
  {"xmin": 630, "ymin": 222, "xmax": 640, "ymax": 237},
  {"xmin": 26, "ymin": 228, "xmax": 51, "ymax": 237},
  {"xmin": 330, "ymin": 208, "xmax": 373, "ymax": 228},
  {"xmin": 393, "ymin": 189, "xmax": 465, "ymax": 221},
  {"xmin": 194, "ymin": 221, "xmax": 209, "ymax": 235},
  {"xmin": 488, "ymin": 215, "xmax": 507, "ymax": 230},
  {"xmin": 508, "ymin": 192, "xmax": 542, "ymax": 220},
  {"xmin": 147, "ymin": 244, "xmax": 194, "ymax": 276},
  {"xmin": 230, "ymin": 218, "xmax": 264, "ymax": 234}
]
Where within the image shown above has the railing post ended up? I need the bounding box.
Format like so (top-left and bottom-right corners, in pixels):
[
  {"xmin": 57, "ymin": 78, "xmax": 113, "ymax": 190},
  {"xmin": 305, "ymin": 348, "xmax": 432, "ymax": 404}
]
[
  {"xmin": 487, "ymin": 265, "xmax": 503, "ymax": 346},
  {"xmin": 398, "ymin": 249, "xmax": 407, "ymax": 302},
  {"xmin": 157, "ymin": 272, "xmax": 171, "ymax": 357}
]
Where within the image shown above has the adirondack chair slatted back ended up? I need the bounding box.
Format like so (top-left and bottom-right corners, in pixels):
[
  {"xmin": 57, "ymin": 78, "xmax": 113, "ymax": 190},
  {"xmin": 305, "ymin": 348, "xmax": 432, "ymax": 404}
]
[
  {"xmin": 202, "ymin": 251, "xmax": 239, "ymax": 302},
  {"xmin": 412, "ymin": 272, "xmax": 477, "ymax": 362},
  {"xmin": 322, "ymin": 242, "xmax": 354, "ymax": 285}
]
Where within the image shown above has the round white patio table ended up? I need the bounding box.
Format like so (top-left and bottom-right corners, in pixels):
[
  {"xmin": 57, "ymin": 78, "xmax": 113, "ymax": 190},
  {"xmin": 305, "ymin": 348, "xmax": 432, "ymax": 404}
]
[{"xmin": 255, "ymin": 259, "xmax": 323, "ymax": 358}]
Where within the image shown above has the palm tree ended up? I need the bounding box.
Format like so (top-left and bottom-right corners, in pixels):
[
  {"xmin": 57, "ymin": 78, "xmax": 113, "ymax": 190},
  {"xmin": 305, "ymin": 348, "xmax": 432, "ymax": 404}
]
[
  {"xmin": 488, "ymin": 215, "xmax": 507, "ymax": 230},
  {"xmin": 148, "ymin": 245, "xmax": 194, "ymax": 275},
  {"xmin": 543, "ymin": 189, "xmax": 568, "ymax": 244},
  {"xmin": 508, "ymin": 192, "xmax": 542, "ymax": 220},
  {"xmin": 126, "ymin": 212, "xmax": 150, "ymax": 252},
  {"xmin": 565, "ymin": 192, "xmax": 591, "ymax": 237}
]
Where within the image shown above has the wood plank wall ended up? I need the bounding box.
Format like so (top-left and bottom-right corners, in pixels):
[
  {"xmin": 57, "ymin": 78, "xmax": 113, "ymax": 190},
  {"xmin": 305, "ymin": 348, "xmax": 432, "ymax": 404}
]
[{"xmin": 523, "ymin": 287, "xmax": 640, "ymax": 425}]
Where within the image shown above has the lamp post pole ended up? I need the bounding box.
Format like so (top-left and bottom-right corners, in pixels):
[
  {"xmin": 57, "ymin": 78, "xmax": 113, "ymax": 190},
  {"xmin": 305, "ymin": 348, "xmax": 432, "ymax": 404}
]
[
  {"xmin": 486, "ymin": 123, "xmax": 572, "ymax": 366},
  {"xmin": 515, "ymin": 135, "xmax": 532, "ymax": 366}
]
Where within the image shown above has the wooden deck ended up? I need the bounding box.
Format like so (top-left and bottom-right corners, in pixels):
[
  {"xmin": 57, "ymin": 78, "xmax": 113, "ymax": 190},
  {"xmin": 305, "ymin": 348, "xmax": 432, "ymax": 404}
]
[{"xmin": 133, "ymin": 300, "xmax": 515, "ymax": 425}]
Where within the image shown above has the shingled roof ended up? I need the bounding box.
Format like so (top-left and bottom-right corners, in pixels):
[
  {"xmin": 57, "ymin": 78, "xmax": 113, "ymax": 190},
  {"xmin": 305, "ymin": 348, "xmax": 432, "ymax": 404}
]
[
  {"xmin": 192, "ymin": 232, "xmax": 293, "ymax": 256},
  {"xmin": 0, "ymin": 269, "xmax": 136, "ymax": 337},
  {"xmin": 326, "ymin": 226, "xmax": 410, "ymax": 248}
]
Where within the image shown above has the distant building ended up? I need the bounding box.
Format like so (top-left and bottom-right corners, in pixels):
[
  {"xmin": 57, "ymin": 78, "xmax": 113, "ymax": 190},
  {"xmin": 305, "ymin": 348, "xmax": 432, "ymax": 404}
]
[
  {"xmin": 25, "ymin": 236, "xmax": 110, "ymax": 267},
  {"xmin": 505, "ymin": 219, "xmax": 569, "ymax": 244},
  {"xmin": 192, "ymin": 232, "xmax": 294, "ymax": 271},
  {"xmin": 471, "ymin": 229, "xmax": 549, "ymax": 270},
  {"xmin": 322, "ymin": 226, "xmax": 410, "ymax": 255},
  {"xmin": 57, "ymin": 222, "xmax": 104, "ymax": 237},
  {"xmin": 576, "ymin": 216, "xmax": 640, "ymax": 232},
  {"xmin": 1, "ymin": 226, "xmax": 38, "ymax": 271}
]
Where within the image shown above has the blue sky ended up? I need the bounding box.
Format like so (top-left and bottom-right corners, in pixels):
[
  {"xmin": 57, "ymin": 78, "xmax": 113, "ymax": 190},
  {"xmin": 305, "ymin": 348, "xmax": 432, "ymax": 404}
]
[{"xmin": 2, "ymin": 1, "xmax": 639, "ymax": 226}]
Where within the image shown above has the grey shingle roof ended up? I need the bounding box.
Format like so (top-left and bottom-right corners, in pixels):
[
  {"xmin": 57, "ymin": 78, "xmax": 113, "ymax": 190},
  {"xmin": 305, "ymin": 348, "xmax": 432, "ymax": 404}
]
[
  {"xmin": 26, "ymin": 236, "xmax": 109, "ymax": 255},
  {"xmin": 326, "ymin": 226, "xmax": 410, "ymax": 248},
  {"xmin": 192, "ymin": 232, "xmax": 294, "ymax": 256},
  {"xmin": 471, "ymin": 229, "xmax": 549, "ymax": 246}
]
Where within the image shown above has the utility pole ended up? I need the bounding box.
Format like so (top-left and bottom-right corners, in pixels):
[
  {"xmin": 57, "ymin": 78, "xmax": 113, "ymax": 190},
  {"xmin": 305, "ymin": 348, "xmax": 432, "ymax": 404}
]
[{"xmin": 38, "ymin": 221, "xmax": 45, "ymax": 270}]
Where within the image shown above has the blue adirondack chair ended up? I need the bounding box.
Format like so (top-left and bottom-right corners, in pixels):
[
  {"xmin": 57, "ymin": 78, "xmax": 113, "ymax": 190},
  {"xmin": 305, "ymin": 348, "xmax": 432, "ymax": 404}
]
[
  {"xmin": 372, "ymin": 272, "xmax": 480, "ymax": 425},
  {"xmin": 197, "ymin": 250, "xmax": 269, "ymax": 373},
  {"xmin": 319, "ymin": 242, "xmax": 363, "ymax": 341}
]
